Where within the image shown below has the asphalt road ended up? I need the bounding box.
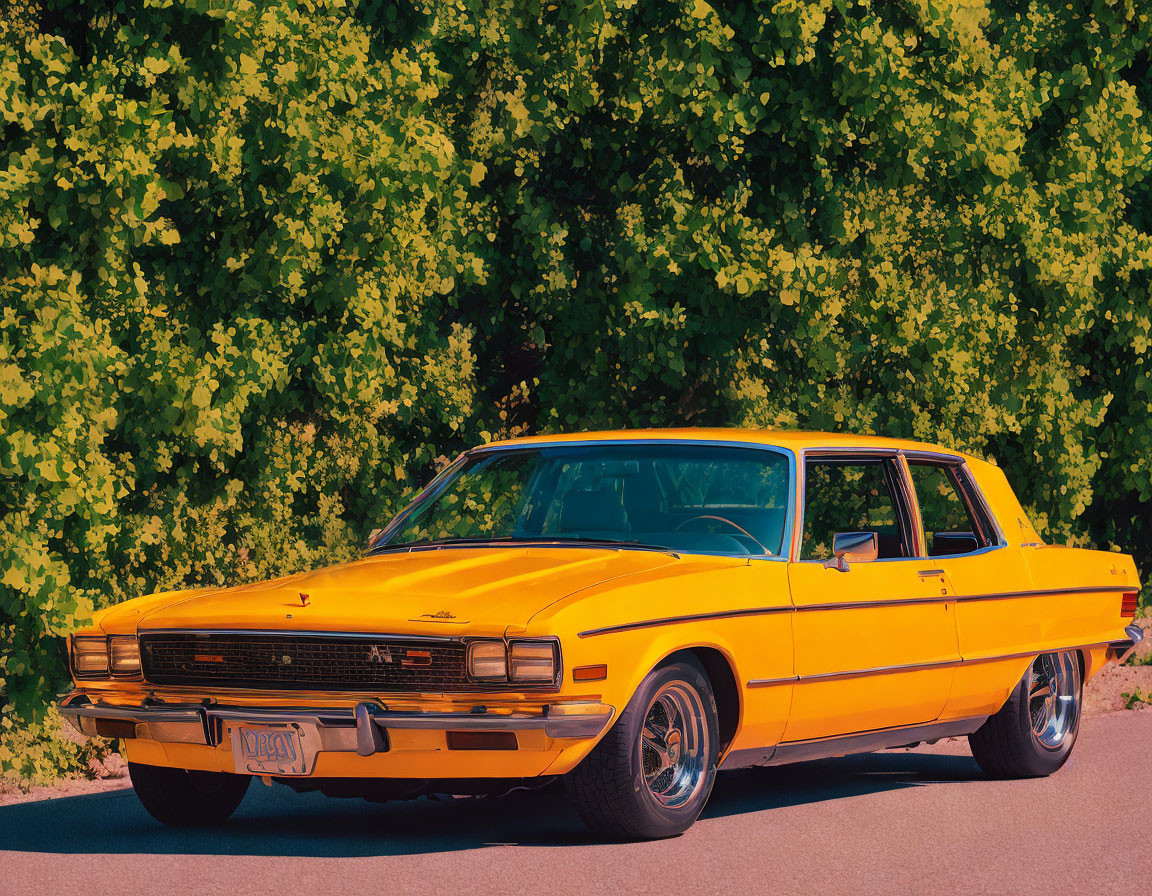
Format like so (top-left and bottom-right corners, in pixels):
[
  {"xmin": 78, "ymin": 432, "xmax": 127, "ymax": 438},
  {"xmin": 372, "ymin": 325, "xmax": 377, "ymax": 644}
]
[{"xmin": 2, "ymin": 712, "xmax": 1148, "ymax": 896}]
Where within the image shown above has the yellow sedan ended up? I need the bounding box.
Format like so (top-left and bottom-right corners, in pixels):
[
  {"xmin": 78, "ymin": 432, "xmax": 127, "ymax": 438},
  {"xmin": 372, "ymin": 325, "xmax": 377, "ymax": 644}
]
[{"xmin": 62, "ymin": 430, "xmax": 1144, "ymax": 838}]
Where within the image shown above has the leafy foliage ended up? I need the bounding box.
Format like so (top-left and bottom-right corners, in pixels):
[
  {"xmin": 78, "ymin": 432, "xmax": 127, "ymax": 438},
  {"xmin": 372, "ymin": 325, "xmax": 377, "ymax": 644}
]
[
  {"xmin": 3, "ymin": 0, "xmax": 1152, "ymax": 776},
  {"xmin": 1120, "ymin": 687, "xmax": 1152, "ymax": 710},
  {"xmin": 0, "ymin": 705, "xmax": 114, "ymax": 788}
]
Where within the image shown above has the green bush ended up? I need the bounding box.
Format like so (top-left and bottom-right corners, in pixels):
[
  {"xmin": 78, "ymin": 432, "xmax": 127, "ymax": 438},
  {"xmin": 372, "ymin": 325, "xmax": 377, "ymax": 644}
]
[
  {"xmin": 1120, "ymin": 687, "xmax": 1152, "ymax": 710},
  {"xmin": 0, "ymin": 705, "xmax": 115, "ymax": 788},
  {"xmin": 3, "ymin": 0, "xmax": 1152, "ymax": 778}
]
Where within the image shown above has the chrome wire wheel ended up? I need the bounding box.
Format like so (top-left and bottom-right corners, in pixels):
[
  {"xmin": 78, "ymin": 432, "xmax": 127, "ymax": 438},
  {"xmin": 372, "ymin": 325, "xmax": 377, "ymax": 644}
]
[
  {"xmin": 639, "ymin": 681, "xmax": 710, "ymax": 809},
  {"xmin": 1027, "ymin": 651, "xmax": 1081, "ymax": 751}
]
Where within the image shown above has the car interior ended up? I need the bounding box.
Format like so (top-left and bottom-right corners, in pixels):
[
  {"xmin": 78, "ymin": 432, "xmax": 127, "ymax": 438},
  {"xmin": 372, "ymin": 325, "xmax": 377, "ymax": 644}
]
[
  {"xmin": 389, "ymin": 445, "xmax": 994, "ymax": 561},
  {"xmin": 543, "ymin": 456, "xmax": 790, "ymax": 555}
]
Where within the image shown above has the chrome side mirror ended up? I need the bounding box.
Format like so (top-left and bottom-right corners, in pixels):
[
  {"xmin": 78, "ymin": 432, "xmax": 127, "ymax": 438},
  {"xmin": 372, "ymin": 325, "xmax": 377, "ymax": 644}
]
[{"xmin": 824, "ymin": 531, "xmax": 878, "ymax": 572}]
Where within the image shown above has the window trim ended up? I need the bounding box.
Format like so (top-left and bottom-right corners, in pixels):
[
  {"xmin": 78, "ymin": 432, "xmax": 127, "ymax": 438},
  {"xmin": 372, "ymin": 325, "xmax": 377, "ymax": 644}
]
[
  {"xmin": 372, "ymin": 439, "xmax": 798, "ymax": 562},
  {"xmin": 793, "ymin": 449, "xmax": 922, "ymax": 564},
  {"xmin": 903, "ymin": 452, "xmax": 1007, "ymax": 559}
]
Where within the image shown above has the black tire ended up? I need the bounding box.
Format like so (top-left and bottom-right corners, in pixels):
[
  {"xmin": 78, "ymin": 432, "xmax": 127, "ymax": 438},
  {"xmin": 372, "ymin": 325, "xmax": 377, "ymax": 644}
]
[
  {"xmin": 567, "ymin": 657, "xmax": 719, "ymax": 840},
  {"xmin": 968, "ymin": 650, "xmax": 1082, "ymax": 779},
  {"xmin": 128, "ymin": 762, "xmax": 251, "ymax": 827}
]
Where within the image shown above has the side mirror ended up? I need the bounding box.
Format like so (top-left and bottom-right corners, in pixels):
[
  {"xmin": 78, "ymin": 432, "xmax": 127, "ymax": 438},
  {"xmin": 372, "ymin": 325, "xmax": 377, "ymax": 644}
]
[
  {"xmin": 824, "ymin": 531, "xmax": 878, "ymax": 572},
  {"xmin": 365, "ymin": 528, "xmax": 383, "ymax": 550}
]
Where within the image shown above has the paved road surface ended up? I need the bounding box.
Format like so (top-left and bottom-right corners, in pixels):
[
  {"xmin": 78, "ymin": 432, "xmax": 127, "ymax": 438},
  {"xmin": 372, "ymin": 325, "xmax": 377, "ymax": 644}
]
[{"xmin": 3, "ymin": 712, "xmax": 1148, "ymax": 896}]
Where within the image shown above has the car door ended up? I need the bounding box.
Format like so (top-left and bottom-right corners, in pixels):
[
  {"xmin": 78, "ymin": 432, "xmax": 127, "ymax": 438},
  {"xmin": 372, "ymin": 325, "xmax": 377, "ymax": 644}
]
[
  {"xmin": 902, "ymin": 455, "xmax": 1037, "ymax": 721},
  {"xmin": 783, "ymin": 451, "xmax": 960, "ymax": 742}
]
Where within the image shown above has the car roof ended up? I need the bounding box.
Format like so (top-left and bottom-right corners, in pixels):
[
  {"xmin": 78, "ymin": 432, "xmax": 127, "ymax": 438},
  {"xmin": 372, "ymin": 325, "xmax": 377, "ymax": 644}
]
[{"xmin": 482, "ymin": 428, "xmax": 972, "ymax": 459}]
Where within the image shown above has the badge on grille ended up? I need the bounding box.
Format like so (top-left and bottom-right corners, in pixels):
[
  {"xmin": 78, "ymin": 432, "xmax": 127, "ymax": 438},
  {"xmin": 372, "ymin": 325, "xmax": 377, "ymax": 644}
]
[{"xmin": 367, "ymin": 645, "xmax": 394, "ymax": 664}]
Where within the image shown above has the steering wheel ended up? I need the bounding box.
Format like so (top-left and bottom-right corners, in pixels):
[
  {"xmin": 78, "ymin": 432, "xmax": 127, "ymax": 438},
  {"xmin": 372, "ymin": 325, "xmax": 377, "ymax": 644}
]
[{"xmin": 674, "ymin": 515, "xmax": 769, "ymax": 555}]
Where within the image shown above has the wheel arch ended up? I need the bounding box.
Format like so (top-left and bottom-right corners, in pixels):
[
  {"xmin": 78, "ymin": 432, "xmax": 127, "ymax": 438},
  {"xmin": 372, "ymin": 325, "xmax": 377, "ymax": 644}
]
[
  {"xmin": 544, "ymin": 631, "xmax": 748, "ymax": 776},
  {"xmin": 657, "ymin": 644, "xmax": 743, "ymax": 755}
]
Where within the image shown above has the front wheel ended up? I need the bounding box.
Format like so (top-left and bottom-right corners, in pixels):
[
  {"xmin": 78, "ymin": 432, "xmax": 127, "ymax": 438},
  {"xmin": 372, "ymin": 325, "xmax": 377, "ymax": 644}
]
[
  {"xmin": 128, "ymin": 762, "xmax": 251, "ymax": 827},
  {"xmin": 968, "ymin": 650, "xmax": 1082, "ymax": 779},
  {"xmin": 567, "ymin": 658, "xmax": 719, "ymax": 840}
]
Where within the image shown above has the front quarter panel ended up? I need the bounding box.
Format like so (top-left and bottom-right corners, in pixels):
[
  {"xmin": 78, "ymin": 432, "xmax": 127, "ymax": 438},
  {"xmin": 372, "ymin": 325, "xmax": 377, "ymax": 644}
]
[
  {"xmin": 91, "ymin": 588, "xmax": 214, "ymax": 635},
  {"xmin": 527, "ymin": 555, "xmax": 795, "ymax": 773}
]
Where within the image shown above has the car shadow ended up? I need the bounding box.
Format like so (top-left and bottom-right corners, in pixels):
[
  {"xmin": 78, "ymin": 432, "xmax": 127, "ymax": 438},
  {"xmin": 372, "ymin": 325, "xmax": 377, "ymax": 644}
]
[{"xmin": 0, "ymin": 751, "xmax": 981, "ymax": 857}]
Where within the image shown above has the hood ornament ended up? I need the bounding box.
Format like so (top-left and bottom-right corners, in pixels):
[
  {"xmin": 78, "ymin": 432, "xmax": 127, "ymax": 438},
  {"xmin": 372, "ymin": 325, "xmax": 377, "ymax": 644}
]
[{"xmin": 299, "ymin": 592, "xmax": 311, "ymax": 607}]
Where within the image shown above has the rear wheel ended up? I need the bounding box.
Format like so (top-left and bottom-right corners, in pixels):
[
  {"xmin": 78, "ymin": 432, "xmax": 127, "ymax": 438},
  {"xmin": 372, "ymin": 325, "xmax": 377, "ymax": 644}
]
[
  {"xmin": 968, "ymin": 650, "xmax": 1082, "ymax": 779},
  {"xmin": 567, "ymin": 658, "xmax": 719, "ymax": 840},
  {"xmin": 128, "ymin": 762, "xmax": 251, "ymax": 827}
]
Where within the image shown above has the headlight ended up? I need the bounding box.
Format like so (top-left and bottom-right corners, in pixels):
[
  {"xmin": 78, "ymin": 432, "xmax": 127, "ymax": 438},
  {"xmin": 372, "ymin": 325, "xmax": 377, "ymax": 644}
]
[
  {"xmin": 466, "ymin": 639, "xmax": 560, "ymax": 684},
  {"xmin": 467, "ymin": 640, "xmax": 508, "ymax": 681},
  {"xmin": 509, "ymin": 640, "xmax": 558, "ymax": 683},
  {"xmin": 71, "ymin": 636, "xmax": 109, "ymax": 678},
  {"xmin": 109, "ymin": 636, "xmax": 141, "ymax": 676}
]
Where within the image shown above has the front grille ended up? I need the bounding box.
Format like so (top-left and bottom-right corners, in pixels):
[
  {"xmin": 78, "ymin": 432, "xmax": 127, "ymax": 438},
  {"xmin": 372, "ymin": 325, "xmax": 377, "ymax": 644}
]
[{"xmin": 139, "ymin": 632, "xmax": 470, "ymax": 692}]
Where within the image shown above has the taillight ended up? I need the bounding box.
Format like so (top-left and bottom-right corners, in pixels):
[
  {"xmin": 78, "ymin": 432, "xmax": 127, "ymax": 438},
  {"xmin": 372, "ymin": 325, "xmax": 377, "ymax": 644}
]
[{"xmin": 1121, "ymin": 591, "xmax": 1139, "ymax": 618}]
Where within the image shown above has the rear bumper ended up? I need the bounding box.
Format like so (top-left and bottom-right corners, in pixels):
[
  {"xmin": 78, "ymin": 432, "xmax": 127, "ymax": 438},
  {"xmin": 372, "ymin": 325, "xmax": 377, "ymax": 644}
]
[
  {"xmin": 60, "ymin": 693, "xmax": 613, "ymax": 755},
  {"xmin": 1106, "ymin": 624, "xmax": 1145, "ymax": 663}
]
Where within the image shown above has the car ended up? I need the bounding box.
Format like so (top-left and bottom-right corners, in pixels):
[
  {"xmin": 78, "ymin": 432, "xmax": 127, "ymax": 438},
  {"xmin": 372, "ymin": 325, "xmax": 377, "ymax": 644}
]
[{"xmin": 62, "ymin": 429, "xmax": 1144, "ymax": 839}]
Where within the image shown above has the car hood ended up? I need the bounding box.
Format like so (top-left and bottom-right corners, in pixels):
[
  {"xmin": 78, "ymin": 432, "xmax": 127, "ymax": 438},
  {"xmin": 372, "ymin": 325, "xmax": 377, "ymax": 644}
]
[{"xmin": 100, "ymin": 547, "xmax": 679, "ymax": 638}]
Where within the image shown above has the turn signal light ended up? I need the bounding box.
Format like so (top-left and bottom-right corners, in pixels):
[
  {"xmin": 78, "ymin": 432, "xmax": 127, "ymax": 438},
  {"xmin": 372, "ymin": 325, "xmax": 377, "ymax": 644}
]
[
  {"xmin": 1121, "ymin": 591, "xmax": 1139, "ymax": 618},
  {"xmin": 573, "ymin": 664, "xmax": 608, "ymax": 682}
]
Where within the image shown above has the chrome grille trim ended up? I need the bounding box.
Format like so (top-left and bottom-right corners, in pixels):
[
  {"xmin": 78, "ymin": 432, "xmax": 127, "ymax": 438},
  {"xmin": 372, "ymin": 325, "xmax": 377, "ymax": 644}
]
[{"xmin": 139, "ymin": 630, "xmax": 470, "ymax": 692}]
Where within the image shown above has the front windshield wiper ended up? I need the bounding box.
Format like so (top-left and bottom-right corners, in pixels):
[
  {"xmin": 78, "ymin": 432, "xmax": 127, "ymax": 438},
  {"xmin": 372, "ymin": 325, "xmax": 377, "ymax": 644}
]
[
  {"xmin": 368, "ymin": 535, "xmax": 680, "ymax": 558},
  {"xmin": 367, "ymin": 536, "xmax": 522, "ymax": 555},
  {"xmin": 534, "ymin": 537, "xmax": 680, "ymax": 557}
]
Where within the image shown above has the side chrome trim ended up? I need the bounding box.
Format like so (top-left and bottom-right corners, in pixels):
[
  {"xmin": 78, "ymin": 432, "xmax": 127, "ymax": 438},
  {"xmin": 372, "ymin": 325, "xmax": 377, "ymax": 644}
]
[
  {"xmin": 959, "ymin": 641, "xmax": 1113, "ymax": 666},
  {"xmin": 746, "ymin": 638, "xmax": 1121, "ymax": 688},
  {"xmin": 950, "ymin": 585, "xmax": 1132, "ymax": 603},
  {"xmin": 577, "ymin": 585, "xmax": 1133, "ymax": 638},
  {"xmin": 577, "ymin": 605, "xmax": 792, "ymax": 638},
  {"xmin": 720, "ymin": 716, "xmax": 989, "ymax": 769},
  {"xmin": 748, "ymin": 657, "xmax": 958, "ymax": 688}
]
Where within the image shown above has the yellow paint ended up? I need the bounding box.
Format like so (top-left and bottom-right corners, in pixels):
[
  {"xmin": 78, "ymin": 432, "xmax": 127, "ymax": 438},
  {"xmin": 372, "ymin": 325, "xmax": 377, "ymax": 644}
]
[
  {"xmin": 71, "ymin": 430, "xmax": 1140, "ymax": 779},
  {"xmin": 786, "ymin": 563, "xmax": 959, "ymax": 740}
]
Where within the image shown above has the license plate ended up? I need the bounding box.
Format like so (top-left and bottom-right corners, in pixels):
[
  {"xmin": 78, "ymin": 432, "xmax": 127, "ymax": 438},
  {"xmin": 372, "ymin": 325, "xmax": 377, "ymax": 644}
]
[{"xmin": 231, "ymin": 723, "xmax": 314, "ymax": 776}]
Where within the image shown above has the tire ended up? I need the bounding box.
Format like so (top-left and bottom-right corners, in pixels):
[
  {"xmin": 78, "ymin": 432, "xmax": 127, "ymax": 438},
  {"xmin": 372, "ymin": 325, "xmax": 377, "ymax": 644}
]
[
  {"xmin": 128, "ymin": 762, "xmax": 251, "ymax": 827},
  {"xmin": 968, "ymin": 650, "xmax": 1082, "ymax": 779},
  {"xmin": 567, "ymin": 657, "xmax": 719, "ymax": 840}
]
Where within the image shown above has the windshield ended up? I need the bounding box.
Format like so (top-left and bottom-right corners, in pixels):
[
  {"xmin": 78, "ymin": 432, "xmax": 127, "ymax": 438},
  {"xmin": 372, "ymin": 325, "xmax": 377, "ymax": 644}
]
[{"xmin": 374, "ymin": 442, "xmax": 792, "ymax": 557}]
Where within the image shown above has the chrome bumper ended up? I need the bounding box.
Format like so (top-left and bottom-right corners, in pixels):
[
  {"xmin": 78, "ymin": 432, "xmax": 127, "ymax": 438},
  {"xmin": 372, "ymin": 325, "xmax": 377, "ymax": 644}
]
[
  {"xmin": 60, "ymin": 694, "xmax": 614, "ymax": 756},
  {"xmin": 1106, "ymin": 624, "xmax": 1145, "ymax": 663}
]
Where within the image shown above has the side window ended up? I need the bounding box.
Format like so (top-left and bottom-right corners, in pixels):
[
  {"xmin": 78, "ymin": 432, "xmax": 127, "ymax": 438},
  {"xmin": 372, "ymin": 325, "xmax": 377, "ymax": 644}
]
[
  {"xmin": 801, "ymin": 459, "xmax": 911, "ymax": 561},
  {"xmin": 908, "ymin": 462, "xmax": 991, "ymax": 557}
]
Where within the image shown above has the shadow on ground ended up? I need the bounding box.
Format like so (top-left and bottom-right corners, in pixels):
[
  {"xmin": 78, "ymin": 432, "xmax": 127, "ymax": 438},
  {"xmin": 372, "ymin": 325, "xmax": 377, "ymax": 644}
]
[{"xmin": 0, "ymin": 751, "xmax": 981, "ymax": 857}]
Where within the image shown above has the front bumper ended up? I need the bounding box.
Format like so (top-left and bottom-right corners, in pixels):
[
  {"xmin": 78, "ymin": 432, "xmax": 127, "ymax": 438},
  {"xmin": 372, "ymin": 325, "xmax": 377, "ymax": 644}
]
[
  {"xmin": 60, "ymin": 693, "xmax": 614, "ymax": 756},
  {"xmin": 1106, "ymin": 624, "xmax": 1145, "ymax": 663}
]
